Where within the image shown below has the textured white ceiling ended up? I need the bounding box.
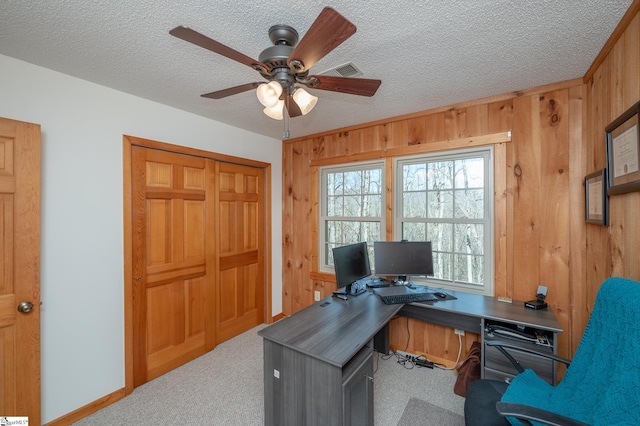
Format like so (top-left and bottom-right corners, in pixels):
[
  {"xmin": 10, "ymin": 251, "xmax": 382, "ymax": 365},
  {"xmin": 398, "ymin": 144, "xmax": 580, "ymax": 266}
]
[{"xmin": 0, "ymin": 1, "xmax": 633, "ymax": 140}]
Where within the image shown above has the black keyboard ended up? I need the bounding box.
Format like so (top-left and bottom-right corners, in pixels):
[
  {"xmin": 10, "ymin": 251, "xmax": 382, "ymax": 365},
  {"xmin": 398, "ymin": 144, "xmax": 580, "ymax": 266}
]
[{"xmin": 379, "ymin": 292, "xmax": 438, "ymax": 305}]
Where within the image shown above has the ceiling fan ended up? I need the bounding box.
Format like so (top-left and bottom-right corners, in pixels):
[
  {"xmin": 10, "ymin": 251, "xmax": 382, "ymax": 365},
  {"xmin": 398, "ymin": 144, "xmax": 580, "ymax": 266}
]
[{"xmin": 170, "ymin": 7, "xmax": 381, "ymax": 121}]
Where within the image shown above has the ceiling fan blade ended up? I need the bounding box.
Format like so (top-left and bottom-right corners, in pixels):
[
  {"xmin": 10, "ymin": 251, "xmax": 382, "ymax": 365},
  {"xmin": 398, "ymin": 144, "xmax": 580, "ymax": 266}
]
[
  {"xmin": 170, "ymin": 26, "xmax": 268, "ymax": 72},
  {"xmin": 307, "ymin": 75, "xmax": 381, "ymax": 97},
  {"xmin": 287, "ymin": 7, "xmax": 356, "ymax": 73},
  {"xmin": 201, "ymin": 82, "xmax": 262, "ymax": 99},
  {"xmin": 285, "ymin": 96, "xmax": 303, "ymax": 118}
]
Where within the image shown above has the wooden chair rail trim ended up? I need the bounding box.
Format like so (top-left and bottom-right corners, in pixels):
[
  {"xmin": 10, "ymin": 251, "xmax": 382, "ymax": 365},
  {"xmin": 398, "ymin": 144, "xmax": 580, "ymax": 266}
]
[{"xmin": 310, "ymin": 131, "xmax": 512, "ymax": 167}]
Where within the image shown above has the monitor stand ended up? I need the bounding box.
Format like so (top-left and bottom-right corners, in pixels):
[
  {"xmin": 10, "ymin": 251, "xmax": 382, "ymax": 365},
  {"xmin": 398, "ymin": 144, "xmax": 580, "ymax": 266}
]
[
  {"xmin": 350, "ymin": 286, "xmax": 366, "ymax": 296},
  {"xmin": 334, "ymin": 283, "xmax": 367, "ymax": 297}
]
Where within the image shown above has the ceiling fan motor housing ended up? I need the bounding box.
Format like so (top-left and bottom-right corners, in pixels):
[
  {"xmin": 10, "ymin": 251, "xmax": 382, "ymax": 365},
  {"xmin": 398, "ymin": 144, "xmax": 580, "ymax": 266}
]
[
  {"xmin": 259, "ymin": 25, "xmax": 302, "ymax": 93},
  {"xmin": 268, "ymin": 24, "xmax": 298, "ymax": 46}
]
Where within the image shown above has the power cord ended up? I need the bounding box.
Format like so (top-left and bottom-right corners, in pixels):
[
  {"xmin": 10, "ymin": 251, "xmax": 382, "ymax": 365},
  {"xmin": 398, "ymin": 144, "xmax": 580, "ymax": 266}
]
[
  {"xmin": 383, "ymin": 316, "xmax": 464, "ymax": 371},
  {"xmin": 383, "ymin": 351, "xmax": 433, "ymax": 369},
  {"xmin": 434, "ymin": 333, "xmax": 463, "ymax": 371}
]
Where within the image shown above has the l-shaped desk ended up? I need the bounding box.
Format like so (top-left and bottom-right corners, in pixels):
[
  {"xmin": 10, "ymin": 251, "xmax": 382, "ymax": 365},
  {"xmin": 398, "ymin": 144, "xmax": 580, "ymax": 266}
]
[{"xmin": 258, "ymin": 288, "xmax": 562, "ymax": 426}]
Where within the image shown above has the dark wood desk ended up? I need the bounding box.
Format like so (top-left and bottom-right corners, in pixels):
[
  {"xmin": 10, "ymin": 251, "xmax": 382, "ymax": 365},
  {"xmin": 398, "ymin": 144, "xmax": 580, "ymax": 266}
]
[
  {"xmin": 401, "ymin": 289, "xmax": 562, "ymax": 334},
  {"xmin": 259, "ymin": 288, "xmax": 563, "ymax": 426},
  {"xmin": 258, "ymin": 292, "xmax": 401, "ymax": 426}
]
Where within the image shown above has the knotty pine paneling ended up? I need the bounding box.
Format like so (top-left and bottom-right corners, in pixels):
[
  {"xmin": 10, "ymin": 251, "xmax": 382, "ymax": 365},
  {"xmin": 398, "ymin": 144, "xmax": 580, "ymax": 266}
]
[
  {"xmin": 584, "ymin": 3, "xmax": 640, "ymax": 352},
  {"xmin": 284, "ymin": 78, "xmax": 586, "ymax": 364}
]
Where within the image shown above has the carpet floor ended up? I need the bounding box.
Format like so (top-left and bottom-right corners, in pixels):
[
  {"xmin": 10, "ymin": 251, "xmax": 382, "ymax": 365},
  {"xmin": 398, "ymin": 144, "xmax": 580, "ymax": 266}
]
[
  {"xmin": 73, "ymin": 323, "xmax": 466, "ymax": 425},
  {"xmin": 397, "ymin": 397, "xmax": 464, "ymax": 425}
]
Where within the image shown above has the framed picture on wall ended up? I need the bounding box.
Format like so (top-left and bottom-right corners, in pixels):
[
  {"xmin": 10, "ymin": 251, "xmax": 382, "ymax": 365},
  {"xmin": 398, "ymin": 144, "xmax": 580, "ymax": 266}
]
[
  {"xmin": 585, "ymin": 169, "xmax": 608, "ymax": 226},
  {"xmin": 606, "ymin": 101, "xmax": 640, "ymax": 195}
]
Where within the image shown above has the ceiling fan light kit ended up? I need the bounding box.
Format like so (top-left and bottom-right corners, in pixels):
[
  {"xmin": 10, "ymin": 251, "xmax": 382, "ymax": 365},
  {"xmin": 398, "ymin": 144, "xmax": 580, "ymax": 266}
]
[
  {"xmin": 170, "ymin": 7, "xmax": 382, "ymax": 136},
  {"xmin": 292, "ymin": 87, "xmax": 318, "ymax": 115},
  {"xmin": 256, "ymin": 81, "xmax": 283, "ymax": 108},
  {"xmin": 263, "ymin": 99, "xmax": 285, "ymax": 120}
]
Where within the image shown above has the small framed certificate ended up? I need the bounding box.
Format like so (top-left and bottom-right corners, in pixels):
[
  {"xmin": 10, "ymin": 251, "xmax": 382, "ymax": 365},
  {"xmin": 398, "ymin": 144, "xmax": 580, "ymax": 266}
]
[
  {"xmin": 606, "ymin": 101, "xmax": 640, "ymax": 195},
  {"xmin": 585, "ymin": 169, "xmax": 608, "ymax": 226}
]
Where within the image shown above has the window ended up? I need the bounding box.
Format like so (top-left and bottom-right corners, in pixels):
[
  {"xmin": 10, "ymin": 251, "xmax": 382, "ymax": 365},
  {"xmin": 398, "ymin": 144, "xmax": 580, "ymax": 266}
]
[
  {"xmin": 396, "ymin": 148, "xmax": 493, "ymax": 295},
  {"xmin": 319, "ymin": 162, "xmax": 384, "ymax": 272}
]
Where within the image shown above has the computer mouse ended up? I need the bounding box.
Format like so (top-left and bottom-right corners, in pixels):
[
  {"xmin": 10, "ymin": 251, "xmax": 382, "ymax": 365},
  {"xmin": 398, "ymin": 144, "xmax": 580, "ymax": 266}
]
[{"xmin": 434, "ymin": 292, "xmax": 447, "ymax": 299}]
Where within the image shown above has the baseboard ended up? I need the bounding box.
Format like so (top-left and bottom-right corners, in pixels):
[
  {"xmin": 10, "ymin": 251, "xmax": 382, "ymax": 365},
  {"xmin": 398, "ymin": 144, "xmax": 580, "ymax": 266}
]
[
  {"xmin": 272, "ymin": 312, "xmax": 286, "ymax": 322},
  {"xmin": 44, "ymin": 387, "xmax": 127, "ymax": 426}
]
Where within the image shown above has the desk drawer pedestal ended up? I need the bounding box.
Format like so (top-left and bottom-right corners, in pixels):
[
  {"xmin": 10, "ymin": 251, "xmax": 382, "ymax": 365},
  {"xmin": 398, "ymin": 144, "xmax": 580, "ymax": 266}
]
[{"xmin": 263, "ymin": 339, "xmax": 374, "ymax": 426}]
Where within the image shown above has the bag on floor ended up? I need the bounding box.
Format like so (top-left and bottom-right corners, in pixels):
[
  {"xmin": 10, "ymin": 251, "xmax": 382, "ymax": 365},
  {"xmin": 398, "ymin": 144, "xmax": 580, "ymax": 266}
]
[{"xmin": 454, "ymin": 341, "xmax": 481, "ymax": 397}]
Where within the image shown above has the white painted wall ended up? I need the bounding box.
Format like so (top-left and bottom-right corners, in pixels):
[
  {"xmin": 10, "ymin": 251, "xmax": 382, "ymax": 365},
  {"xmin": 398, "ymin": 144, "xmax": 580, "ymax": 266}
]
[{"xmin": 0, "ymin": 54, "xmax": 283, "ymax": 424}]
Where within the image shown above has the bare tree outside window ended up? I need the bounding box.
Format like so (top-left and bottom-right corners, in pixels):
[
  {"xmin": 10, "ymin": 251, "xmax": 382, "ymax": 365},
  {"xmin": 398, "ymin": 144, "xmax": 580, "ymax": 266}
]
[
  {"xmin": 398, "ymin": 150, "xmax": 492, "ymax": 292},
  {"xmin": 320, "ymin": 151, "xmax": 491, "ymax": 294},
  {"xmin": 321, "ymin": 164, "xmax": 383, "ymax": 269}
]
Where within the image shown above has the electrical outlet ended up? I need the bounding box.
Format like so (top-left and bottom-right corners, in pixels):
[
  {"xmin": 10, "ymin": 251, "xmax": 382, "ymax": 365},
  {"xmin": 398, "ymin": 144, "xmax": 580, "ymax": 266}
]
[
  {"xmin": 455, "ymin": 329, "xmax": 465, "ymax": 336},
  {"xmin": 314, "ymin": 291, "xmax": 321, "ymax": 301}
]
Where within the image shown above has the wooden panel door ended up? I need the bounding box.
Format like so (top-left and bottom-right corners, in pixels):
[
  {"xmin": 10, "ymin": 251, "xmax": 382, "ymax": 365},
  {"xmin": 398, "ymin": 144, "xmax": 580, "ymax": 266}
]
[
  {"xmin": 216, "ymin": 162, "xmax": 265, "ymax": 342},
  {"xmin": 0, "ymin": 117, "xmax": 41, "ymax": 423},
  {"xmin": 132, "ymin": 146, "xmax": 216, "ymax": 386}
]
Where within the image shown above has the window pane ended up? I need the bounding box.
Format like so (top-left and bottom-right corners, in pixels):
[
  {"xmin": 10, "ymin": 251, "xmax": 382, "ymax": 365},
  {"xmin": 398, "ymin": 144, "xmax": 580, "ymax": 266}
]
[
  {"xmin": 327, "ymin": 172, "xmax": 343, "ymax": 196},
  {"xmin": 343, "ymin": 171, "xmax": 362, "ymax": 194},
  {"xmin": 397, "ymin": 149, "xmax": 491, "ymax": 291},
  {"xmin": 403, "ymin": 163, "xmax": 427, "ymax": 191},
  {"xmin": 363, "ymin": 195, "xmax": 382, "ymax": 217},
  {"xmin": 454, "ymin": 188, "xmax": 484, "ymax": 219},
  {"xmin": 342, "ymin": 221, "xmax": 364, "ymax": 240},
  {"xmin": 326, "ymin": 221, "xmax": 343, "ymax": 245},
  {"xmin": 402, "ymin": 222, "xmax": 426, "ymax": 241},
  {"xmin": 321, "ymin": 163, "xmax": 383, "ymax": 270},
  {"xmin": 403, "ymin": 192, "xmax": 427, "ymax": 217},
  {"xmin": 343, "ymin": 195, "xmax": 362, "ymax": 216},
  {"xmin": 428, "ymin": 161, "xmax": 453, "ymax": 190},
  {"xmin": 433, "ymin": 252, "xmax": 452, "ymax": 280},
  {"xmin": 364, "ymin": 169, "xmax": 382, "ymax": 192},
  {"xmin": 455, "ymin": 223, "xmax": 484, "ymax": 255},
  {"xmin": 324, "ymin": 219, "xmax": 381, "ymax": 266},
  {"xmin": 427, "ymin": 190, "xmax": 453, "ymax": 218},
  {"xmin": 362, "ymin": 222, "xmax": 381, "ymax": 244},
  {"xmin": 455, "ymin": 158, "xmax": 484, "ymax": 189},
  {"xmin": 454, "ymin": 254, "xmax": 484, "ymax": 284},
  {"xmin": 326, "ymin": 195, "xmax": 342, "ymax": 216},
  {"xmin": 427, "ymin": 223, "xmax": 452, "ymax": 252}
]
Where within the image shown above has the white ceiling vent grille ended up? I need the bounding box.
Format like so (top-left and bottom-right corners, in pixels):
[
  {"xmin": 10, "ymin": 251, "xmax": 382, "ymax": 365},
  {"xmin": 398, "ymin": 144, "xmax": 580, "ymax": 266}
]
[{"xmin": 318, "ymin": 62, "xmax": 363, "ymax": 78}]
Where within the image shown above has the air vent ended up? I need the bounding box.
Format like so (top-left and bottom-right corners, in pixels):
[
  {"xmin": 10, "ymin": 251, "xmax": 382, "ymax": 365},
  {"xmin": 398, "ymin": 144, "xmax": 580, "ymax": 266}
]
[{"xmin": 318, "ymin": 62, "xmax": 363, "ymax": 78}]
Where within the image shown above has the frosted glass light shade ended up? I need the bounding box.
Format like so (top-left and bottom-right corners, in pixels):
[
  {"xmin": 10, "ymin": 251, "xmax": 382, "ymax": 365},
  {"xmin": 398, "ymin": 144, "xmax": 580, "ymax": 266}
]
[
  {"xmin": 263, "ymin": 99, "xmax": 284, "ymax": 120},
  {"xmin": 256, "ymin": 81, "xmax": 283, "ymax": 108},
  {"xmin": 292, "ymin": 88, "xmax": 318, "ymax": 115}
]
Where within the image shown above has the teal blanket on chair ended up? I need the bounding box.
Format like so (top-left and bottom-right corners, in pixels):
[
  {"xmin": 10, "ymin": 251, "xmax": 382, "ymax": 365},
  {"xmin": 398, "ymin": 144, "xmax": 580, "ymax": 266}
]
[{"xmin": 501, "ymin": 276, "xmax": 640, "ymax": 425}]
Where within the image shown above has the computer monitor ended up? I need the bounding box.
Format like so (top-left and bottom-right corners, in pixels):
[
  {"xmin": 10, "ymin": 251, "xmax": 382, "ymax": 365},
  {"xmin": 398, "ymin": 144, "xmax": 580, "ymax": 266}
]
[
  {"xmin": 373, "ymin": 241, "xmax": 434, "ymax": 281},
  {"xmin": 332, "ymin": 242, "xmax": 371, "ymax": 296}
]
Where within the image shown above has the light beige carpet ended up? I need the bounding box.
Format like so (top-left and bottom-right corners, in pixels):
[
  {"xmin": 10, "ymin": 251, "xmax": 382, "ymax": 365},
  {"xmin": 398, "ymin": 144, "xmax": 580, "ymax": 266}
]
[{"xmin": 397, "ymin": 397, "xmax": 465, "ymax": 426}]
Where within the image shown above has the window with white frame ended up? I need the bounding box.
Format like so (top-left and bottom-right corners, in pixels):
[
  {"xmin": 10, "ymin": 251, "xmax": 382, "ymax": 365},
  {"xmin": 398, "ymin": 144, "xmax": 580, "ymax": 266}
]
[
  {"xmin": 396, "ymin": 148, "xmax": 494, "ymax": 295},
  {"xmin": 319, "ymin": 162, "xmax": 384, "ymax": 273}
]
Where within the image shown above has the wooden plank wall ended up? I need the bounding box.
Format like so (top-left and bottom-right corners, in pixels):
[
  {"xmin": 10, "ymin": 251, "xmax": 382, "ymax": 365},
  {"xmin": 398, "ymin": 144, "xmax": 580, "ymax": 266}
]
[
  {"xmin": 283, "ymin": 78, "xmax": 584, "ymax": 364},
  {"xmin": 583, "ymin": 3, "xmax": 640, "ymax": 350},
  {"xmin": 282, "ymin": 1, "xmax": 639, "ymax": 364}
]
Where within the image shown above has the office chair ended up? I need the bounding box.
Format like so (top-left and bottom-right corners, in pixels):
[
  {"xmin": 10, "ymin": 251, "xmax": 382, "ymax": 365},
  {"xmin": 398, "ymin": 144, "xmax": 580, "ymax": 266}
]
[{"xmin": 464, "ymin": 276, "xmax": 640, "ymax": 425}]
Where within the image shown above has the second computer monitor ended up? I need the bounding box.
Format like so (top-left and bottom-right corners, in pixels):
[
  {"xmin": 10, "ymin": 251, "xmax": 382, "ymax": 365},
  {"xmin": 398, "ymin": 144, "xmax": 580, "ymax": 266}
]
[{"xmin": 373, "ymin": 241, "xmax": 434, "ymax": 279}]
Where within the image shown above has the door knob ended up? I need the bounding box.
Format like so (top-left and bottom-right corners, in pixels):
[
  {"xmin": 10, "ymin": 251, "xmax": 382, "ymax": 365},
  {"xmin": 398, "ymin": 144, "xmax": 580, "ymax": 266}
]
[{"xmin": 17, "ymin": 301, "xmax": 34, "ymax": 313}]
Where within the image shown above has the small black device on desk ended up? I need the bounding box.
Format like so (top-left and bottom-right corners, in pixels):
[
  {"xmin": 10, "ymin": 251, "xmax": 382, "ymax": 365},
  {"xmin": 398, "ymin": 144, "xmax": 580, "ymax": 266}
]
[{"xmin": 525, "ymin": 285, "xmax": 548, "ymax": 310}]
